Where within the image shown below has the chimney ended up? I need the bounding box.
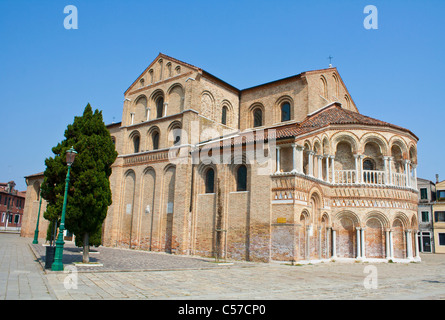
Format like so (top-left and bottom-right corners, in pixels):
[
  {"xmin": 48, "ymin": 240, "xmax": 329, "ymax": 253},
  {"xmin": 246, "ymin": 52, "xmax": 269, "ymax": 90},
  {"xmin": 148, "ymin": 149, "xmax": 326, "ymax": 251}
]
[{"xmin": 436, "ymin": 174, "xmax": 440, "ymax": 183}]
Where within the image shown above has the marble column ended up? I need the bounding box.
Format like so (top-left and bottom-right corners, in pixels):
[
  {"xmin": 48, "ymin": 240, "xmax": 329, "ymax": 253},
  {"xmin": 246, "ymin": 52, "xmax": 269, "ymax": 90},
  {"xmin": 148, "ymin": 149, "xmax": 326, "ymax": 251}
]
[
  {"xmin": 354, "ymin": 154, "xmax": 360, "ymax": 184},
  {"xmin": 325, "ymin": 155, "xmax": 330, "ymax": 182},
  {"xmin": 316, "ymin": 155, "xmax": 323, "ymax": 180},
  {"xmin": 404, "ymin": 160, "xmax": 411, "ymax": 188},
  {"xmin": 146, "ymin": 107, "xmax": 150, "ymax": 121},
  {"xmin": 275, "ymin": 146, "xmax": 281, "ymax": 174},
  {"xmin": 360, "ymin": 227, "xmax": 366, "ymax": 259},
  {"xmin": 388, "ymin": 157, "xmax": 394, "ymax": 185},
  {"xmin": 414, "ymin": 231, "xmax": 420, "ymax": 260},
  {"xmin": 406, "ymin": 230, "xmax": 413, "ymax": 259},
  {"xmin": 383, "ymin": 156, "xmax": 389, "ymax": 185},
  {"xmin": 308, "ymin": 151, "xmax": 314, "ymax": 177},
  {"xmin": 389, "ymin": 230, "xmax": 394, "ymax": 259},
  {"xmin": 356, "ymin": 227, "xmax": 362, "ymax": 259},
  {"xmin": 330, "ymin": 156, "xmax": 335, "ymax": 184}
]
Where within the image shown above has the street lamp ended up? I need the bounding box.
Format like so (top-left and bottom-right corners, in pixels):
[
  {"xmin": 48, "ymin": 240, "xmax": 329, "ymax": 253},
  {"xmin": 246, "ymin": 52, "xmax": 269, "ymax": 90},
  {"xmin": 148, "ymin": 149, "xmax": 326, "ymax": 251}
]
[{"xmin": 51, "ymin": 146, "xmax": 77, "ymax": 271}]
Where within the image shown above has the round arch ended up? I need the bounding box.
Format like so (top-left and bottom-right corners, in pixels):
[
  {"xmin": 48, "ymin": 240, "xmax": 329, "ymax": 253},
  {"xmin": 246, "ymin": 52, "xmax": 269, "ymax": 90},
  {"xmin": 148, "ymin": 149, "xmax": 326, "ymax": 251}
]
[
  {"xmin": 360, "ymin": 133, "xmax": 389, "ymax": 156},
  {"xmin": 331, "ymin": 132, "xmax": 360, "ymax": 154}
]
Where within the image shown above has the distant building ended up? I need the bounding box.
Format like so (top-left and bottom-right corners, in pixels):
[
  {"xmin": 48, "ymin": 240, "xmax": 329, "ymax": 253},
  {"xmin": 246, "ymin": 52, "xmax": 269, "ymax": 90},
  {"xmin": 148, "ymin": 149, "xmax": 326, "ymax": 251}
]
[
  {"xmin": 20, "ymin": 173, "xmax": 49, "ymax": 240},
  {"xmin": 433, "ymin": 175, "xmax": 445, "ymax": 254},
  {"xmin": 0, "ymin": 181, "xmax": 26, "ymax": 231},
  {"xmin": 417, "ymin": 177, "xmax": 436, "ymax": 253}
]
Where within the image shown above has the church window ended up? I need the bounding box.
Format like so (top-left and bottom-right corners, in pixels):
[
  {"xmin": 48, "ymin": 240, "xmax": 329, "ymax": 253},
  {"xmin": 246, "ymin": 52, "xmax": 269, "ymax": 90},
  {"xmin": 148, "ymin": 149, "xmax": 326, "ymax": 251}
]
[
  {"xmin": 152, "ymin": 132, "xmax": 160, "ymax": 150},
  {"xmin": 363, "ymin": 159, "xmax": 375, "ymax": 170},
  {"xmin": 222, "ymin": 106, "xmax": 228, "ymax": 125},
  {"xmin": 205, "ymin": 168, "xmax": 215, "ymax": 194},
  {"xmin": 253, "ymin": 108, "xmax": 263, "ymax": 127},
  {"xmin": 156, "ymin": 97, "xmax": 164, "ymax": 118},
  {"xmin": 236, "ymin": 165, "xmax": 247, "ymax": 191},
  {"xmin": 281, "ymin": 102, "xmax": 291, "ymax": 122},
  {"xmin": 133, "ymin": 135, "xmax": 140, "ymax": 153}
]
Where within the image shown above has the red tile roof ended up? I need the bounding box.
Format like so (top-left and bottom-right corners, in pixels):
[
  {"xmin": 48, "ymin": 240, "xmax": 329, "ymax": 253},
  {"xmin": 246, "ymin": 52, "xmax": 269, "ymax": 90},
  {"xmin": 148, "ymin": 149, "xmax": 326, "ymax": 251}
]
[{"xmin": 200, "ymin": 103, "xmax": 417, "ymax": 150}]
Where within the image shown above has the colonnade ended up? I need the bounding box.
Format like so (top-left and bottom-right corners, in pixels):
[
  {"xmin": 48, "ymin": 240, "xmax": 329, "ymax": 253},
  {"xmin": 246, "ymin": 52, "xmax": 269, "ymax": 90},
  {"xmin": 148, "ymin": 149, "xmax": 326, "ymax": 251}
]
[
  {"xmin": 328, "ymin": 227, "xmax": 420, "ymax": 261},
  {"xmin": 274, "ymin": 144, "xmax": 417, "ymax": 189}
]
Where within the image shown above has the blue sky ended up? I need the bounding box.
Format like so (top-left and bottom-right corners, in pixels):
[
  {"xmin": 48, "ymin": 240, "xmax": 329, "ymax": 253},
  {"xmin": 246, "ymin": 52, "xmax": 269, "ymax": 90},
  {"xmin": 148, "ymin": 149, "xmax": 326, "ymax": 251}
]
[{"xmin": 0, "ymin": 0, "xmax": 444, "ymax": 191}]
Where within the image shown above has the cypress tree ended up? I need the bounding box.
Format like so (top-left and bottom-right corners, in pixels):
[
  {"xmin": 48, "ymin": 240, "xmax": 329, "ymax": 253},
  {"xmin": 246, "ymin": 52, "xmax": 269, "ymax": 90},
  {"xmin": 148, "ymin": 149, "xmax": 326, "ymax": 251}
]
[{"xmin": 41, "ymin": 104, "xmax": 117, "ymax": 263}]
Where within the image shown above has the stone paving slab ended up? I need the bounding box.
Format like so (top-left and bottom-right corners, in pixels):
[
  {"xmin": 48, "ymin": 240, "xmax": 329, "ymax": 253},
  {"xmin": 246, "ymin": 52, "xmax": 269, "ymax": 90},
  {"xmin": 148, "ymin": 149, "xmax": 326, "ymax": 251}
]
[
  {"xmin": 29, "ymin": 241, "xmax": 253, "ymax": 273},
  {"xmin": 3, "ymin": 233, "xmax": 445, "ymax": 301},
  {"xmin": 0, "ymin": 234, "xmax": 55, "ymax": 300},
  {"xmin": 43, "ymin": 254, "xmax": 445, "ymax": 300}
]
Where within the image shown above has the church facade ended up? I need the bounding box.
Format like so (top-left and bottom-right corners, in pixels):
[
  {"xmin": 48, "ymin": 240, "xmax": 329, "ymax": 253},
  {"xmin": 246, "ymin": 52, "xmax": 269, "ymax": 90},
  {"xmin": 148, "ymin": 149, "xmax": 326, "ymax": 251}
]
[
  {"xmin": 23, "ymin": 53, "xmax": 421, "ymax": 263},
  {"xmin": 102, "ymin": 53, "xmax": 420, "ymax": 263}
]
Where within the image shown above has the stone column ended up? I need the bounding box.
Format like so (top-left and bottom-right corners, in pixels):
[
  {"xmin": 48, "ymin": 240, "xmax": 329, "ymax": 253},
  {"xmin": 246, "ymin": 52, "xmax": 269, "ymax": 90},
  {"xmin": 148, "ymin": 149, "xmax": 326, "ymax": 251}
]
[
  {"xmin": 356, "ymin": 227, "xmax": 362, "ymax": 259},
  {"xmin": 146, "ymin": 108, "xmax": 150, "ymax": 121},
  {"xmin": 404, "ymin": 160, "xmax": 411, "ymax": 188},
  {"xmin": 308, "ymin": 151, "xmax": 314, "ymax": 177},
  {"xmin": 318, "ymin": 226, "xmax": 322, "ymax": 260},
  {"xmin": 292, "ymin": 144, "xmax": 304, "ymax": 174},
  {"xmin": 388, "ymin": 157, "xmax": 394, "ymax": 185},
  {"xmin": 306, "ymin": 225, "xmax": 311, "ymax": 260},
  {"xmin": 385, "ymin": 230, "xmax": 390, "ymax": 259},
  {"xmin": 359, "ymin": 155, "xmax": 365, "ymax": 184},
  {"xmin": 389, "ymin": 230, "xmax": 394, "ymax": 259},
  {"xmin": 406, "ymin": 230, "xmax": 413, "ymax": 259},
  {"xmin": 325, "ymin": 155, "xmax": 330, "ymax": 182},
  {"xmin": 275, "ymin": 146, "xmax": 281, "ymax": 174},
  {"xmin": 163, "ymin": 102, "xmax": 168, "ymax": 117},
  {"xmin": 316, "ymin": 155, "xmax": 323, "ymax": 180},
  {"xmin": 130, "ymin": 112, "xmax": 135, "ymax": 125},
  {"xmin": 360, "ymin": 227, "xmax": 366, "ymax": 259},
  {"xmin": 412, "ymin": 164, "xmax": 418, "ymax": 189},
  {"xmin": 354, "ymin": 154, "xmax": 360, "ymax": 184},
  {"xmin": 383, "ymin": 156, "xmax": 389, "ymax": 185},
  {"xmin": 330, "ymin": 156, "xmax": 335, "ymax": 184},
  {"xmin": 414, "ymin": 231, "xmax": 420, "ymax": 260},
  {"xmin": 296, "ymin": 145, "xmax": 304, "ymax": 174},
  {"xmin": 326, "ymin": 227, "xmax": 331, "ymax": 259}
]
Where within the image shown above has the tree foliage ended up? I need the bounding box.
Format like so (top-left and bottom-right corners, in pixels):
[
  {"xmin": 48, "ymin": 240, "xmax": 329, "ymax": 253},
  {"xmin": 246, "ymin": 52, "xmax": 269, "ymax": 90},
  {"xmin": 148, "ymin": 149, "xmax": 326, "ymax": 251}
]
[{"xmin": 41, "ymin": 104, "xmax": 117, "ymax": 256}]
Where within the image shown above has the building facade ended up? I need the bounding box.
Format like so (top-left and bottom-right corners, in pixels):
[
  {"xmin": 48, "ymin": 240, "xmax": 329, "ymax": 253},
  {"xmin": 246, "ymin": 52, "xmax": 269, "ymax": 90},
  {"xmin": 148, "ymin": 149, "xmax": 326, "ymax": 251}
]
[
  {"xmin": 433, "ymin": 177, "xmax": 445, "ymax": 254},
  {"xmin": 20, "ymin": 173, "xmax": 49, "ymax": 240},
  {"xmin": 0, "ymin": 181, "xmax": 26, "ymax": 231},
  {"xmin": 22, "ymin": 53, "xmax": 421, "ymax": 263},
  {"xmin": 417, "ymin": 177, "xmax": 436, "ymax": 253}
]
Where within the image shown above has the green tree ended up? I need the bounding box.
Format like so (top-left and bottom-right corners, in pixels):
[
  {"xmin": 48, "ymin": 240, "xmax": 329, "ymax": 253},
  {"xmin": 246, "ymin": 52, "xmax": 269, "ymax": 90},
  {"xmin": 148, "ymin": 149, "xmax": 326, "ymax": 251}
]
[{"xmin": 41, "ymin": 104, "xmax": 117, "ymax": 263}]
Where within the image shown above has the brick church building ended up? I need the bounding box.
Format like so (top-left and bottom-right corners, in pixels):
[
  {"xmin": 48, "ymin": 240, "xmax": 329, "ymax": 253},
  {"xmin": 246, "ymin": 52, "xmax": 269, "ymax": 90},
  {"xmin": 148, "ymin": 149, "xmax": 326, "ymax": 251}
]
[{"xmin": 22, "ymin": 53, "xmax": 420, "ymax": 263}]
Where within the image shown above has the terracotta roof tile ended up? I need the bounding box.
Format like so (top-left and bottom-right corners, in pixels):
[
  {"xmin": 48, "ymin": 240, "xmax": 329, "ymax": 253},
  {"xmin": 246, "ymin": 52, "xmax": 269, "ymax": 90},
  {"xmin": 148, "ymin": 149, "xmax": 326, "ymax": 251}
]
[{"xmin": 200, "ymin": 103, "xmax": 417, "ymax": 150}]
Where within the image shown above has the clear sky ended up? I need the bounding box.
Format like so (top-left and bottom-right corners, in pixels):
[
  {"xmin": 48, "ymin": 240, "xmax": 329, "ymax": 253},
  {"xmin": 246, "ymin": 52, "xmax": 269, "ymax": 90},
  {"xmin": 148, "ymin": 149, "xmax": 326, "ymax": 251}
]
[{"xmin": 0, "ymin": 0, "xmax": 444, "ymax": 191}]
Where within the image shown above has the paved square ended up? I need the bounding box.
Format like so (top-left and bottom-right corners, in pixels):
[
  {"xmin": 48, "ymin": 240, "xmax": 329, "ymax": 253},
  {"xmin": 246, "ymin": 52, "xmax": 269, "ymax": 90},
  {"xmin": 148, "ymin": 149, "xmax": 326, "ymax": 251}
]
[{"xmin": 2, "ymin": 233, "xmax": 445, "ymax": 300}]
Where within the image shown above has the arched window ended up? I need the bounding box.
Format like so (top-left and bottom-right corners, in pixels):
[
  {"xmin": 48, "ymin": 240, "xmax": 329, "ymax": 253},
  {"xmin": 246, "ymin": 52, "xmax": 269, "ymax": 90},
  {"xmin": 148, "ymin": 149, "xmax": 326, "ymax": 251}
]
[
  {"xmin": 133, "ymin": 135, "xmax": 140, "ymax": 153},
  {"xmin": 253, "ymin": 108, "xmax": 263, "ymax": 127},
  {"xmin": 205, "ymin": 168, "xmax": 215, "ymax": 194},
  {"xmin": 281, "ymin": 102, "xmax": 291, "ymax": 122},
  {"xmin": 363, "ymin": 159, "xmax": 375, "ymax": 170},
  {"xmin": 152, "ymin": 132, "xmax": 160, "ymax": 150},
  {"xmin": 236, "ymin": 165, "xmax": 247, "ymax": 191},
  {"xmin": 221, "ymin": 106, "xmax": 228, "ymax": 125},
  {"xmin": 321, "ymin": 76, "xmax": 328, "ymax": 97},
  {"xmin": 156, "ymin": 97, "xmax": 164, "ymax": 118}
]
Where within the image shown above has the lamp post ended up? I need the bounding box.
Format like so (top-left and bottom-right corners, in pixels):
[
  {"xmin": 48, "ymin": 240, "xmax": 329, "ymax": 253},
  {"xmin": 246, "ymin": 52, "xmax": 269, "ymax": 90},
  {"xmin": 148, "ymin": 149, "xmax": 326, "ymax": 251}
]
[
  {"xmin": 51, "ymin": 146, "xmax": 77, "ymax": 271},
  {"xmin": 32, "ymin": 187, "xmax": 42, "ymax": 244}
]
